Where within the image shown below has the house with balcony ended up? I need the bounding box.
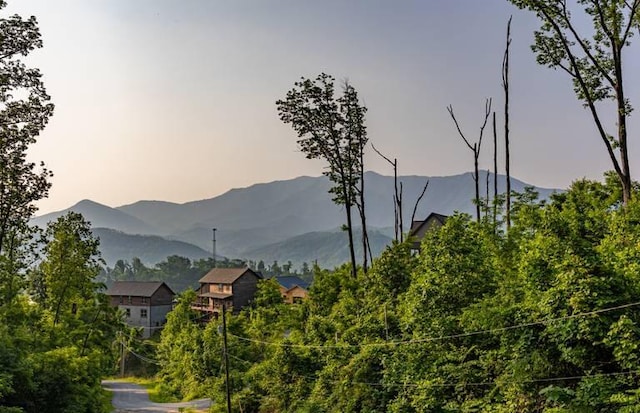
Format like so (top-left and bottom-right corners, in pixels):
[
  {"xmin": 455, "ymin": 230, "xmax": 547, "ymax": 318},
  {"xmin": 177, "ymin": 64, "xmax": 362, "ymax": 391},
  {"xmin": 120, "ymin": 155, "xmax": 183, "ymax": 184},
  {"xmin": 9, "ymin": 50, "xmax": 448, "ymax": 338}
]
[
  {"xmin": 105, "ymin": 281, "xmax": 175, "ymax": 338},
  {"xmin": 193, "ymin": 267, "xmax": 261, "ymax": 316}
]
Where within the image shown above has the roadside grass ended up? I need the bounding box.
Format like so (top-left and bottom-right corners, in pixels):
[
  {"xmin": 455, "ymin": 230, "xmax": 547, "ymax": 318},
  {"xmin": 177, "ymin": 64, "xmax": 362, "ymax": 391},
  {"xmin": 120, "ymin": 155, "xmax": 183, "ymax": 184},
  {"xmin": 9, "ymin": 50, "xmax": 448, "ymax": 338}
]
[
  {"xmin": 109, "ymin": 377, "xmax": 178, "ymax": 403},
  {"xmin": 99, "ymin": 387, "xmax": 114, "ymax": 413}
]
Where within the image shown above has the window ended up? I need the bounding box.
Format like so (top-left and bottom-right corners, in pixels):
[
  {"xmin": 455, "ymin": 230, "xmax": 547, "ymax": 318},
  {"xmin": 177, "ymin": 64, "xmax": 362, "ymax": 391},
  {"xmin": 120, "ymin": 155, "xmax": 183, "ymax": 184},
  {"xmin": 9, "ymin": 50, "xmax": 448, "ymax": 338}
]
[
  {"xmin": 141, "ymin": 297, "xmax": 148, "ymax": 304},
  {"xmin": 217, "ymin": 283, "xmax": 224, "ymax": 292},
  {"xmin": 119, "ymin": 296, "xmax": 123, "ymax": 304},
  {"xmin": 140, "ymin": 309, "xmax": 148, "ymax": 318},
  {"xmin": 127, "ymin": 296, "xmax": 132, "ymax": 304},
  {"xmin": 125, "ymin": 308, "xmax": 131, "ymax": 317}
]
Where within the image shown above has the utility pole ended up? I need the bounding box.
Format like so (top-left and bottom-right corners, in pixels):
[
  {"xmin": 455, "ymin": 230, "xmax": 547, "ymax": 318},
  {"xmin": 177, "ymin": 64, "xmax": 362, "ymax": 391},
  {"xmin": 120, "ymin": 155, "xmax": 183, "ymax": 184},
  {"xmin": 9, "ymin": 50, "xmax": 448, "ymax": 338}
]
[
  {"xmin": 222, "ymin": 304, "xmax": 231, "ymax": 413},
  {"xmin": 120, "ymin": 332, "xmax": 126, "ymax": 377},
  {"xmin": 212, "ymin": 228, "xmax": 217, "ymax": 268}
]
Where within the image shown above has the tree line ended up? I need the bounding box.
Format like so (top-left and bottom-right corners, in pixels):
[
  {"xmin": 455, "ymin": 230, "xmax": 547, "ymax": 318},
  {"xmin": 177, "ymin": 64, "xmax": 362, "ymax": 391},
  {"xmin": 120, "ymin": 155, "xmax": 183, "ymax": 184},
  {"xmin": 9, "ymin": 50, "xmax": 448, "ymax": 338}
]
[{"xmin": 101, "ymin": 256, "xmax": 315, "ymax": 293}]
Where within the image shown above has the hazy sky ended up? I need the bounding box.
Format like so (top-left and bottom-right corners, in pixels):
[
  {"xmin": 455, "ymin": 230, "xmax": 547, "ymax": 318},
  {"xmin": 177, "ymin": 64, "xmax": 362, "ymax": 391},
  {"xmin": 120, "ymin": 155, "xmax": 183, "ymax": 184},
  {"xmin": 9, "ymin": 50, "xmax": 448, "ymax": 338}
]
[{"xmin": 5, "ymin": 0, "xmax": 639, "ymax": 215}]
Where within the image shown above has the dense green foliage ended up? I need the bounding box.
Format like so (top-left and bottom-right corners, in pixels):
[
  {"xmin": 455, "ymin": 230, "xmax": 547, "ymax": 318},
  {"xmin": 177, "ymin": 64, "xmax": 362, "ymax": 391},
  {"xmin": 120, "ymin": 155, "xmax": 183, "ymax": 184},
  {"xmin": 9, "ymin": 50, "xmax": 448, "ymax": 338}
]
[
  {"xmin": 0, "ymin": 213, "xmax": 123, "ymax": 412},
  {"xmin": 0, "ymin": 3, "xmax": 121, "ymax": 410},
  {"xmin": 155, "ymin": 178, "xmax": 640, "ymax": 412}
]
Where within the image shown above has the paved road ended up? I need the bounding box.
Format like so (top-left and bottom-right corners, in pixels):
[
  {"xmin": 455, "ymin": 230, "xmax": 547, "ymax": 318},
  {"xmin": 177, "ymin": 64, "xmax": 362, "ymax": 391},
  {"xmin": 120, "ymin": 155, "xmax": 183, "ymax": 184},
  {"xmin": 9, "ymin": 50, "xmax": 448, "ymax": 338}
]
[{"xmin": 102, "ymin": 380, "xmax": 211, "ymax": 412}]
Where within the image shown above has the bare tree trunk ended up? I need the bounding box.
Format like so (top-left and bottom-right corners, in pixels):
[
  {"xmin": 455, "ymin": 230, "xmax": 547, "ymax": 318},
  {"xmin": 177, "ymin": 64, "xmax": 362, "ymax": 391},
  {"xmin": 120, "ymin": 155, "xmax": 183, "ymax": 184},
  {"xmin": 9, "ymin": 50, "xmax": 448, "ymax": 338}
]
[
  {"xmin": 372, "ymin": 144, "xmax": 403, "ymax": 242},
  {"xmin": 356, "ymin": 201, "xmax": 368, "ymax": 273},
  {"xmin": 473, "ymin": 145, "xmax": 481, "ymax": 221},
  {"xmin": 344, "ymin": 189, "xmax": 357, "ymax": 278},
  {"xmin": 492, "ymin": 112, "xmax": 498, "ymax": 226},
  {"xmin": 410, "ymin": 180, "xmax": 430, "ymax": 226},
  {"xmin": 394, "ymin": 194, "xmax": 398, "ymax": 241},
  {"xmin": 447, "ymin": 99, "xmax": 492, "ymax": 223},
  {"xmin": 398, "ymin": 182, "xmax": 404, "ymax": 242},
  {"xmin": 503, "ymin": 16, "xmax": 512, "ymax": 231},
  {"xmin": 335, "ymin": 152, "xmax": 358, "ymax": 278},
  {"xmin": 357, "ymin": 144, "xmax": 370, "ymax": 273},
  {"xmin": 614, "ymin": 46, "xmax": 632, "ymax": 204},
  {"xmin": 485, "ymin": 169, "xmax": 490, "ymax": 220},
  {"xmin": 393, "ymin": 159, "xmax": 399, "ymax": 242}
]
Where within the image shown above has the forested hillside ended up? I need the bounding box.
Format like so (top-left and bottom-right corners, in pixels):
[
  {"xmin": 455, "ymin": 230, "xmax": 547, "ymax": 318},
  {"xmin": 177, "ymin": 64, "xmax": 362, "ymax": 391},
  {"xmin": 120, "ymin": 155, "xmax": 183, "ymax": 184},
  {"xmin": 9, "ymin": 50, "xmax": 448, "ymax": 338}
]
[{"xmin": 156, "ymin": 178, "xmax": 640, "ymax": 412}]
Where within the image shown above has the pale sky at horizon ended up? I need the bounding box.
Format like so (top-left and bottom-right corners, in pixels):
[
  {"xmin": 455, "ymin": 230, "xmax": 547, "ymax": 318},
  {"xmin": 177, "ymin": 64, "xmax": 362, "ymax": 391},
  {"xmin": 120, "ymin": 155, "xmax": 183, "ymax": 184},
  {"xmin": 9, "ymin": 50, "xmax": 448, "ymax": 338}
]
[{"xmin": 5, "ymin": 0, "xmax": 639, "ymax": 215}]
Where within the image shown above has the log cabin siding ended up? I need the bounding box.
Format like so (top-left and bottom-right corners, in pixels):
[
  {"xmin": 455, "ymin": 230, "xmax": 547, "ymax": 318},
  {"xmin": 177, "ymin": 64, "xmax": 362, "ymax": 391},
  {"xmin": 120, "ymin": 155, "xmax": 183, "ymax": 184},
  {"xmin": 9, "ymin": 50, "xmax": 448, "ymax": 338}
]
[{"xmin": 231, "ymin": 272, "xmax": 260, "ymax": 310}]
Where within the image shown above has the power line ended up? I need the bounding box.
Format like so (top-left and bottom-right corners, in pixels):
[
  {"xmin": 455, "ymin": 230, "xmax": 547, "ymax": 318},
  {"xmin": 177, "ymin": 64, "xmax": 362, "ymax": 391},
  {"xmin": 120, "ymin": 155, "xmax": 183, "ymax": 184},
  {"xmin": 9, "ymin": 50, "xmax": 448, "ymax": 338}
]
[
  {"xmin": 226, "ymin": 351, "xmax": 640, "ymax": 389},
  {"xmin": 227, "ymin": 353, "xmax": 254, "ymax": 366},
  {"xmin": 227, "ymin": 300, "xmax": 640, "ymax": 349},
  {"xmin": 117, "ymin": 339, "xmax": 161, "ymax": 365}
]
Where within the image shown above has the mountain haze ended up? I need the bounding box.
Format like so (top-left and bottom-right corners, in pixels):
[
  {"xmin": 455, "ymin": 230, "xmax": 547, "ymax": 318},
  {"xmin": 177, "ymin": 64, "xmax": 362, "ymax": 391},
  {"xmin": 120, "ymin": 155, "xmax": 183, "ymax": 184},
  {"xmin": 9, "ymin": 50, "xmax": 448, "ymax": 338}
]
[
  {"xmin": 91, "ymin": 228, "xmax": 210, "ymax": 266},
  {"xmin": 33, "ymin": 171, "xmax": 559, "ymax": 268},
  {"xmin": 32, "ymin": 199, "xmax": 158, "ymax": 234},
  {"xmin": 244, "ymin": 229, "xmax": 393, "ymax": 270},
  {"xmin": 118, "ymin": 175, "xmax": 344, "ymax": 238}
]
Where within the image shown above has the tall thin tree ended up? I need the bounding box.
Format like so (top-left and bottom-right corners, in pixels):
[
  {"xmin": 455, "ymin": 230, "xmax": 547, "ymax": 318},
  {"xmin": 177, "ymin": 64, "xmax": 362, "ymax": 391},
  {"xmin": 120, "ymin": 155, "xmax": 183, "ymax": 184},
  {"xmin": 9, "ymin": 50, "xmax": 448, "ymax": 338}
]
[
  {"xmin": 493, "ymin": 111, "xmax": 498, "ymax": 226},
  {"xmin": 277, "ymin": 74, "xmax": 367, "ymax": 278},
  {"xmin": 345, "ymin": 81, "xmax": 371, "ymax": 273},
  {"xmin": 447, "ymin": 98, "xmax": 493, "ymax": 222},
  {"xmin": 503, "ymin": 16, "xmax": 512, "ymax": 230},
  {"xmin": 372, "ymin": 144, "xmax": 402, "ymax": 242}
]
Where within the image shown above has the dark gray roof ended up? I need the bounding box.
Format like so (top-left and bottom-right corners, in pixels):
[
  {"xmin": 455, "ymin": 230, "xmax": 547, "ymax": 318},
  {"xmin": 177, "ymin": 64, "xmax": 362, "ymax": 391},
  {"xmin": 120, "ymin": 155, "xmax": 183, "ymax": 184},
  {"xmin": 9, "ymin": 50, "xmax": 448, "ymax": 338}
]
[
  {"xmin": 409, "ymin": 212, "xmax": 448, "ymax": 237},
  {"xmin": 275, "ymin": 276, "xmax": 310, "ymax": 291},
  {"xmin": 105, "ymin": 281, "xmax": 174, "ymax": 297},
  {"xmin": 199, "ymin": 267, "xmax": 260, "ymax": 284}
]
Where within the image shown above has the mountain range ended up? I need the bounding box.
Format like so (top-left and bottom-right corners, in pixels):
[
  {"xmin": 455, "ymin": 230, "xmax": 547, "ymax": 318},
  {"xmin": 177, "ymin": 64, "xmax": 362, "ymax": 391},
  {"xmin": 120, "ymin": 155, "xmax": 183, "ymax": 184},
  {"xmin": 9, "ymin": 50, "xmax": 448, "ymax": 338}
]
[{"xmin": 32, "ymin": 171, "xmax": 558, "ymax": 269}]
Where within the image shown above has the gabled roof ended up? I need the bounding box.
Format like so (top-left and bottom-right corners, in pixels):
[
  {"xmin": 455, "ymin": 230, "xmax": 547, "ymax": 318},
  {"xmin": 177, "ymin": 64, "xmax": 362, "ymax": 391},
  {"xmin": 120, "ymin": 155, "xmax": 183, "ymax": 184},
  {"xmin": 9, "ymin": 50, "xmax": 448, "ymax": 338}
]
[
  {"xmin": 199, "ymin": 267, "xmax": 260, "ymax": 284},
  {"xmin": 275, "ymin": 275, "xmax": 310, "ymax": 291},
  {"xmin": 105, "ymin": 281, "xmax": 174, "ymax": 297},
  {"xmin": 409, "ymin": 212, "xmax": 448, "ymax": 237}
]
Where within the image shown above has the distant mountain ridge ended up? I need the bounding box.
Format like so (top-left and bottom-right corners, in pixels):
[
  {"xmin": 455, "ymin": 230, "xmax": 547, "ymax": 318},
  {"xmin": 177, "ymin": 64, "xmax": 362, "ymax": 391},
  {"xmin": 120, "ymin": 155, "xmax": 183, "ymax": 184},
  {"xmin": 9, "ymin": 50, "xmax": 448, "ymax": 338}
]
[
  {"xmin": 32, "ymin": 171, "xmax": 559, "ymax": 268},
  {"xmin": 33, "ymin": 199, "xmax": 158, "ymax": 235},
  {"xmin": 90, "ymin": 228, "xmax": 210, "ymax": 266},
  {"xmin": 244, "ymin": 229, "xmax": 393, "ymax": 270}
]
